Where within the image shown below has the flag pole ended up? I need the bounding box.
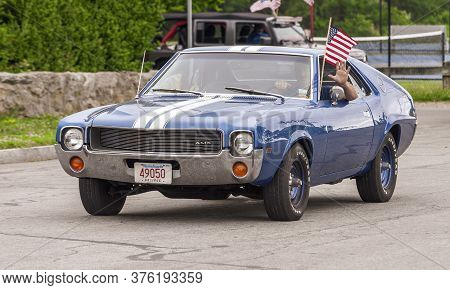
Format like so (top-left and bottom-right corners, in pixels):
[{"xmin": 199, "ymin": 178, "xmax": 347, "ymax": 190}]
[
  {"xmin": 187, "ymin": 0, "xmax": 192, "ymax": 48},
  {"xmin": 320, "ymin": 17, "xmax": 333, "ymax": 93},
  {"xmin": 309, "ymin": 4, "xmax": 314, "ymax": 39}
]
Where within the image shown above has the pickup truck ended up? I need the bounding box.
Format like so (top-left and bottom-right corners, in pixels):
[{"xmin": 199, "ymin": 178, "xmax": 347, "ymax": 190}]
[{"xmin": 149, "ymin": 12, "xmax": 367, "ymax": 69}]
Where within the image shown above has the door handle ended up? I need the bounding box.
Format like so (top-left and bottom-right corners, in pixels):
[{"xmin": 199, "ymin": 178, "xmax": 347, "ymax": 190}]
[{"xmin": 363, "ymin": 110, "xmax": 371, "ymax": 118}]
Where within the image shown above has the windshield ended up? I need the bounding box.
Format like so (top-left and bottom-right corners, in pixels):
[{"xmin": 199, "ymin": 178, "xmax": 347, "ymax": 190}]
[
  {"xmin": 147, "ymin": 53, "xmax": 312, "ymax": 98},
  {"xmin": 273, "ymin": 24, "xmax": 306, "ymax": 43}
]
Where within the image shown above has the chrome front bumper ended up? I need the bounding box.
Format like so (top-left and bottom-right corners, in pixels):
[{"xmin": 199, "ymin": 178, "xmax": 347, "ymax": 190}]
[{"xmin": 55, "ymin": 145, "xmax": 263, "ymax": 185}]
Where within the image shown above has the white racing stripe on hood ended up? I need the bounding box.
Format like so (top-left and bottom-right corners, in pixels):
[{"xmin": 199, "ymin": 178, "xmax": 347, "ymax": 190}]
[
  {"xmin": 133, "ymin": 98, "xmax": 202, "ymax": 128},
  {"xmin": 149, "ymin": 96, "xmax": 231, "ymax": 129}
]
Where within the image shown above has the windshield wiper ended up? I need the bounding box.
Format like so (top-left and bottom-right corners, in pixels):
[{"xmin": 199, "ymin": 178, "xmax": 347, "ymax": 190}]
[
  {"xmin": 151, "ymin": 88, "xmax": 204, "ymax": 97},
  {"xmin": 225, "ymin": 87, "xmax": 285, "ymax": 100}
]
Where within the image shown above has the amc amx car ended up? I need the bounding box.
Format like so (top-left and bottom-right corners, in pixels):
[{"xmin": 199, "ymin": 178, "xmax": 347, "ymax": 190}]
[{"xmin": 55, "ymin": 46, "xmax": 416, "ymax": 221}]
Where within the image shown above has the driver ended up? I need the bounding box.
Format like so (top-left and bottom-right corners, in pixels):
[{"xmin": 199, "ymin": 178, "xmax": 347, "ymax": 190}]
[
  {"xmin": 248, "ymin": 24, "xmax": 269, "ymax": 44},
  {"xmin": 273, "ymin": 60, "xmax": 358, "ymax": 100}
]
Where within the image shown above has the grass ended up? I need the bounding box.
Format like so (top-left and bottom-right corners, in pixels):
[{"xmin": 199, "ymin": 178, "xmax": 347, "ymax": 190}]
[
  {"xmin": 397, "ymin": 80, "xmax": 449, "ymax": 102},
  {"xmin": 0, "ymin": 115, "xmax": 59, "ymax": 149}
]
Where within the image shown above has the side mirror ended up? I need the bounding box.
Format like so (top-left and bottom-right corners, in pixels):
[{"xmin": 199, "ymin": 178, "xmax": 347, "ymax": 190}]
[
  {"xmin": 260, "ymin": 36, "xmax": 272, "ymax": 46},
  {"xmin": 330, "ymin": 86, "xmax": 345, "ymax": 106}
]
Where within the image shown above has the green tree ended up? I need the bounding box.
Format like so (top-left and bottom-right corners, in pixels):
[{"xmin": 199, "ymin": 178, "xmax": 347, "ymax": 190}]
[{"xmin": 0, "ymin": 0, "xmax": 223, "ymax": 72}]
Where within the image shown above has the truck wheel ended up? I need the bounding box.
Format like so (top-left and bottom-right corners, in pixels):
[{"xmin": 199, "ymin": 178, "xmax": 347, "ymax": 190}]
[
  {"xmin": 79, "ymin": 178, "xmax": 126, "ymax": 216},
  {"xmin": 356, "ymin": 133, "xmax": 398, "ymax": 202},
  {"xmin": 263, "ymin": 144, "xmax": 310, "ymax": 221}
]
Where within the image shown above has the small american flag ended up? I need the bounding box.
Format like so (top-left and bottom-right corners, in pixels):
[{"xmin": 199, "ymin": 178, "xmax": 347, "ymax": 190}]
[
  {"xmin": 250, "ymin": 0, "xmax": 281, "ymax": 13},
  {"xmin": 325, "ymin": 26, "xmax": 358, "ymax": 65},
  {"xmin": 303, "ymin": 0, "xmax": 314, "ymax": 6}
]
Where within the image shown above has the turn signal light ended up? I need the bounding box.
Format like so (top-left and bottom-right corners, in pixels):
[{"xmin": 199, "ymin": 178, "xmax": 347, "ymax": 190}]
[
  {"xmin": 232, "ymin": 162, "xmax": 248, "ymax": 178},
  {"xmin": 70, "ymin": 156, "xmax": 84, "ymax": 172}
]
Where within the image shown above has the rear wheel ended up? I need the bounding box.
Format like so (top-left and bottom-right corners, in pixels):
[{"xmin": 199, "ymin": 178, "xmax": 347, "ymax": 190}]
[
  {"xmin": 356, "ymin": 133, "xmax": 398, "ymax": 202},
  {"xmin": 263, "ymin": 144, "xmax": 310, "ymax": 221},
  {"xmin": 79, "ymin": 178, "xmax": 126, "ymax": 215}
]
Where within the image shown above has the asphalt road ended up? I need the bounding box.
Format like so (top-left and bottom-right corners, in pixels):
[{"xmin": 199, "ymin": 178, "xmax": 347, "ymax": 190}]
[{"xmin": 0, "ymin": 104, "xmax": 449, "ymax": 270}]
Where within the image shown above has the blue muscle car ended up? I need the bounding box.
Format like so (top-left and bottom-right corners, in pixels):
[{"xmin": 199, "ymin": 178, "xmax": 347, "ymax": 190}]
[{"xmin": 55, "ymin": 46, "xmax": 417, "ymax": 221}]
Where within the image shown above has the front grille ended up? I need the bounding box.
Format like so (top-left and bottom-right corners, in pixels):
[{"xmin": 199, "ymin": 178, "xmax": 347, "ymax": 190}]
[{"xmin": 91, "ymin": 127, "xmax": 222, "ymax": 154}]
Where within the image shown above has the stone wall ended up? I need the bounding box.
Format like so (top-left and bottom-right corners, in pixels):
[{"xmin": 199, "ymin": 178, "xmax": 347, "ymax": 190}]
[{"xmin": 0, "ymin": 71, "xmax": 156, "ymax": 116}]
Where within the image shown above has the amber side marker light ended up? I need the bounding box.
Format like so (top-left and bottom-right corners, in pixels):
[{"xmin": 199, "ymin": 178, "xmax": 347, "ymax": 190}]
[
  {"xmin": 70, "ymin": 156, "xmax": 84, "ymax": 172},
  {"xmin": 232, "ymin": 162, "xmax": 248, "ymax": 178}
]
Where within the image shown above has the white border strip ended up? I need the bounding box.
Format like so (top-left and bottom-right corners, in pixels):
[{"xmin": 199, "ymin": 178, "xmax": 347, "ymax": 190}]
[{"xmin": 314, "ymin": 30, "xmax": 444, "ymax": 42}]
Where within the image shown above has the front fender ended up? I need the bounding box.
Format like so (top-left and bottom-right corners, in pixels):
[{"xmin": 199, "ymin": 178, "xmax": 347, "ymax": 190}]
[
  {"xmin": 284, "ymin": 131, "xmax": 313, "ymax": 161},
  {"xmin": 56, "ymin": 105, "xmax": 115, "ymax": 143},
  {"xmin": 251, "ymin": 128, "xmax": 314, "ymax": 186}
]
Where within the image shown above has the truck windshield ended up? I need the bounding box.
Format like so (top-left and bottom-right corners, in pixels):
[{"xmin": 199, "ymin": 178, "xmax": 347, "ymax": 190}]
[
  {"xmin": 272, "ymin": 24, "xmax": 306, "ymax": 44},
  {"xmin": 147, "ymin": 53, "xmax": 312, "ymax": 98}
]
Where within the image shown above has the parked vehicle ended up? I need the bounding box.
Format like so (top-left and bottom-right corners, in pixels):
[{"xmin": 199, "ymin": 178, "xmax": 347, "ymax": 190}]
[
  {"xmin": 149, "ymin": 12, "xmax": 367, "ymax": 69},
  {"xmin": 55, "ymin": 46, "xmax": 416, "ymax": 221}
]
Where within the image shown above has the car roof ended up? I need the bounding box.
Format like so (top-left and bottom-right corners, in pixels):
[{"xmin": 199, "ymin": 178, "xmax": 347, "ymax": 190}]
[
  {"xmin": 163, "ymin": 12, "xmax": 271, "ymax": 21},
  {"xmin": 182, "ymin": 46, "xmax": 324, "ymax": 57}
]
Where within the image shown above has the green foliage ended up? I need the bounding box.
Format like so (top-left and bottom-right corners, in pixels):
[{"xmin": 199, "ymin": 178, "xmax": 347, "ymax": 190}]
[
  {"xmin": 0, "ymin": 115, "xmax": 60, "ymax": 149},
  {"xmin": 0, "ymin": 0, "xmax": 223, "ymax": 72},
  {"xmin": 165, "ymin": 0, "xmax": 224, "ymax": 12},
  {"xmin": 0, "ymin": 0, "xmax": 447, "ymax": 72},
  {"xmin": 398, "ymin": 80, "xmax": 450, "ymax": 102}
]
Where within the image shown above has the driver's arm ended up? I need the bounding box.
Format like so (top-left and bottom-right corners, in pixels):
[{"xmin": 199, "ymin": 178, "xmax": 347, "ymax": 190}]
[{"xmin": 327, "ymin": 61, "xmax": 358, "ymax": 101}]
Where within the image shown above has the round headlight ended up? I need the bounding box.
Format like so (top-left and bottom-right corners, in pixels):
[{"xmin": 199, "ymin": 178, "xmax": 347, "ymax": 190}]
[
  {"xmin": 232, "ymin": 132, "xmax": 254, "ymax": 156},
  {"xmin": 63, "ymin": 128, "xmax": 83, "ymax": 151}
]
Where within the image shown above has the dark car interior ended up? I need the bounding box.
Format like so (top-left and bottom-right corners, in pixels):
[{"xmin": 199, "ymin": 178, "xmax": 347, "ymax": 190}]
[
  {"xmin": 196, "ymin": 22, "xmax": 226, "ymax": 44},
  {"xmin": 236, "ymin": 23, "xmax": 270, "ymax": 45}
]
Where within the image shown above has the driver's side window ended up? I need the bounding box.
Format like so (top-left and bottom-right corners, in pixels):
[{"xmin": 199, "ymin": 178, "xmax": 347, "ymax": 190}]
[{"xmin": 348, "ymin": 74, "xmax": 366, "ymax": 99}]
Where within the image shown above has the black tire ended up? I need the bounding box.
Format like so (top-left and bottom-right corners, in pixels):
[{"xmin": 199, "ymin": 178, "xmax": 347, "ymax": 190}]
[
  {"xmin": 79, "ymin": 178, "xmax": 126, "ymax": 216},
  {"xmin": 263, "ymin": 144, "xmax": 310, "ymax": 221},
  {"xmin": 356, "ymin": 133, "xmax": 398, "ymax": 202}
]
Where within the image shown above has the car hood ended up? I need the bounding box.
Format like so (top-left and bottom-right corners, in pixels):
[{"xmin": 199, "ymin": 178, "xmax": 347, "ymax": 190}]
[{"xmin": 90, "ymin": 94, "xmax": 307, "ymax": 131}]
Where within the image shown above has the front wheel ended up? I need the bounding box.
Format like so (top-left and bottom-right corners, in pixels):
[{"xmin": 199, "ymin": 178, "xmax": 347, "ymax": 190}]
[
  {"xmin": 263, "ymin": 144, "xmax": 310, "ymax": 221},
  {"xmin": 79, "ymin": 178, "xmax": 126, "ymax": 216},
  {"xmin": 356, "ymin": 133, "xmax": 398, "ymax": 202}
]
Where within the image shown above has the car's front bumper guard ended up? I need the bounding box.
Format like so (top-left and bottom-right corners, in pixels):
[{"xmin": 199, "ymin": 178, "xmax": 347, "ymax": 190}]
[{"xmin": 55, "ymin": 145, "xmax": 263, "ymax": 185}]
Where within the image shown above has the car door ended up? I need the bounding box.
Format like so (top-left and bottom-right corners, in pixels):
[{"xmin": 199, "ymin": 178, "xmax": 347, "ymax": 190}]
[{"xmin": 319, "ymin": 70, "xmax": 375, "ymax": 176}]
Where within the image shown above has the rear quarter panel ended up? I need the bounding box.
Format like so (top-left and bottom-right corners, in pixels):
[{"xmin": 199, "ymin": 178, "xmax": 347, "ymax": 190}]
[{"xmin": 351, "ymin": 60, "xmax": 417, "ymax": 160}]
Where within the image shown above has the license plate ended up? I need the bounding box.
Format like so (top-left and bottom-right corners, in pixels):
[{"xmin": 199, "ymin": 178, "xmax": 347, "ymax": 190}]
[{"xmin": 134, "ymin": 163, "xmax": 172, "ymax": 184}]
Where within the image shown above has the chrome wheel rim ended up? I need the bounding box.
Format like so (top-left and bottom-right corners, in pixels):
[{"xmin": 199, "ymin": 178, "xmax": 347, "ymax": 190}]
[
  {"xmin": 289, "ymin": 162, "xmax": 304, "ymax": 206},
  {"xmin": 380, "ymin": 145, "xmax": 394, "ymax": 190}
]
